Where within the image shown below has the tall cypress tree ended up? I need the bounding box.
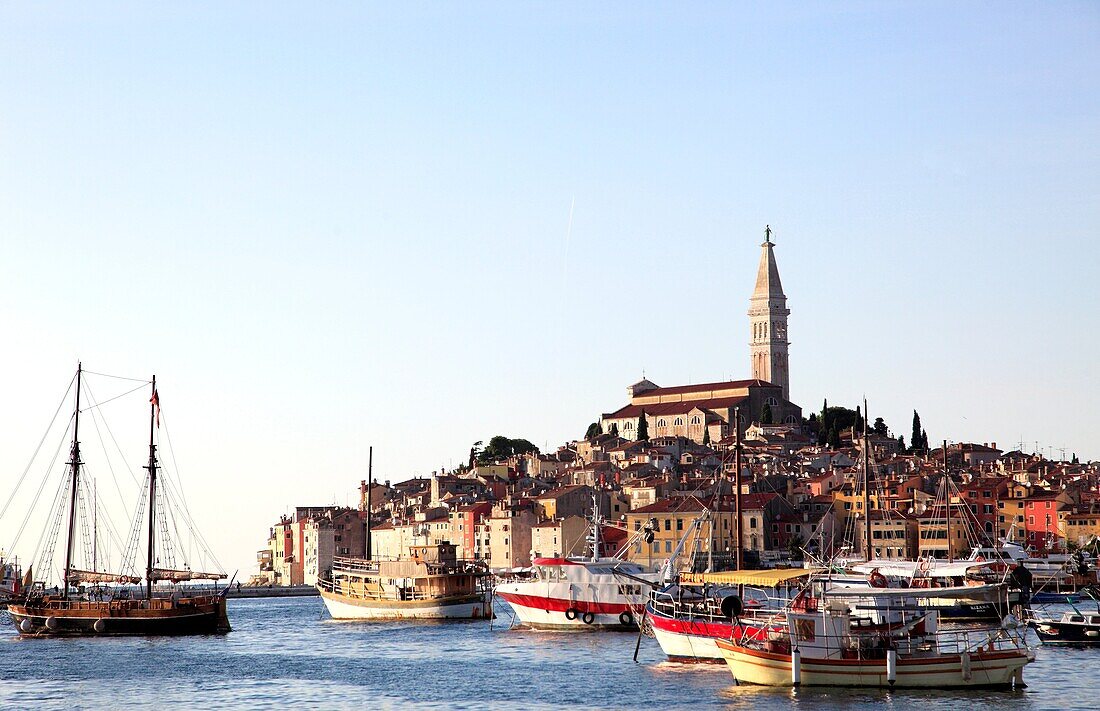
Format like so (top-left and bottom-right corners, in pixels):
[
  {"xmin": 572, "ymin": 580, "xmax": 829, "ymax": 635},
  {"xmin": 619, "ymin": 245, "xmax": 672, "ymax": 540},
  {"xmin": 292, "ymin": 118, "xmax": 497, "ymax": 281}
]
[
  {"xmin": 637, "ymin": 412, "xmax": 649, "ymax": 441},
  {"xmin": 702, "ymin": 426, "xmax": 711, "ymax": 445},
  {"xmin": 911, "ymin": 411, "xmax": 923, "ymax": 453},
  {"xmin": 921, "ymin": 429, "xmax": 929, "ymax": 452},
  {"xmin": 609, "ymin": 422, "xmax": 619, "ymax": 437},
  {"xmin": 854, "ymin": 405, "xmax": 863, "ymax": 434}
]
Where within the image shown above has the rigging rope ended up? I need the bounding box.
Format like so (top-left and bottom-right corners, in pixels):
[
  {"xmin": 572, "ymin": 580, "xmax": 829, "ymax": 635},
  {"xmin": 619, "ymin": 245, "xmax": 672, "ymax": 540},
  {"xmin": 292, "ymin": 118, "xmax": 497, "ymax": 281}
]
[
  {"xmin": 78, "ymin": 381, "xmax": 151, "ymax": 414},
  {"xmin": 80, "ymin": 370, "xmax": 152, "ymax": 384},
  {"xmin": 0, "ymin": 374, "xmax": 76, "ymax": 523},
  {"xmin": 9, "ymin": 416, "xmax": 74, "ymax": 552}
]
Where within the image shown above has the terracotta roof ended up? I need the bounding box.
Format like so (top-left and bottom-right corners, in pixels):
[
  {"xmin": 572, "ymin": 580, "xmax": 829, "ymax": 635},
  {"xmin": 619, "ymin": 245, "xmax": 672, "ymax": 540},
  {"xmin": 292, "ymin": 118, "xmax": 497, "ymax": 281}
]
[
  {"xmin": 739, "ymin": 493, "xmax": 779, "ymax": 510},
  {"xmin": 631, "ymin": 495, "xmax": 710, "ymax": 514},
  {"xmin": 605, "ymin": 395, "xmax": 750, "ymax": 420},
  {"xmin": 537, "ymin": 485, "xmax": 587, "ymax": 500},
  {"xmin": 635, "ymin": 379, "xmax": 773, "ymax": 397}
]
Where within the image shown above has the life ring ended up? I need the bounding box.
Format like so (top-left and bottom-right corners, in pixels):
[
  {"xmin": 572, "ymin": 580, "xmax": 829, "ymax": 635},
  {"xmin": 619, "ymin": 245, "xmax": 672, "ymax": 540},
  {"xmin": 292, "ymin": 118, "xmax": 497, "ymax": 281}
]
[
  {"xmin": 565, "ymin": 607, "xmax": 578, "ymax": 621},
  {"xmin": 918, "ymin": 559, "xmax": 931, "ymax": 574},
  {"xmin": 582, "ymin": 611, "xmax": 595, "ymax": 625},
  {"xmin": 619, "ymin": 610, "xmax": 634, "ymax": 626},
  {"xmin": 868, "ymin": 569, "xmax": 887, "ymax": 588}
]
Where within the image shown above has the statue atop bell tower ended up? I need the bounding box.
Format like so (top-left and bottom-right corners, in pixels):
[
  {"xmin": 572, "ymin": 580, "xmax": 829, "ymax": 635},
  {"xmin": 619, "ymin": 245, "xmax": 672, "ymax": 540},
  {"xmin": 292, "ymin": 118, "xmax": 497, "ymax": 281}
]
[{"xmin": 748, "ymin": 225, "xmax": 791, "ymax": 400}]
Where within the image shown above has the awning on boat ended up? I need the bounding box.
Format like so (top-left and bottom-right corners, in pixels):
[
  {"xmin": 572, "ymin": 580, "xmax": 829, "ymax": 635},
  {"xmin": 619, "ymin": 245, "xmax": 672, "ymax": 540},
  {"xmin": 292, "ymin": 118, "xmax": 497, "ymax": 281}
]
[
  {"xmin": 150, "ymin": 568, "xmax": 226, "ymax": 582},
  {"xmin": 67, "ymin": 569, "xmax": 142, "ymax": 585},
  {"xmin": 679, "ymin": 568, "xmax": 822, "ymax": 587}
]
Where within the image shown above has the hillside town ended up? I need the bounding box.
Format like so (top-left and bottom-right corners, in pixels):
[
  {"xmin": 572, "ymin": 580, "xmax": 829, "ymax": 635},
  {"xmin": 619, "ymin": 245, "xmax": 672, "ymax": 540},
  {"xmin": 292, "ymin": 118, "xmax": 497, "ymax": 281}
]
[
  {"xmin": 254, "ymin": 419, "xmax": 1099, "ymax": 586},
  {"xmin": 253, "ymin": 230, "xmax": 1098, "ymax": 586}
]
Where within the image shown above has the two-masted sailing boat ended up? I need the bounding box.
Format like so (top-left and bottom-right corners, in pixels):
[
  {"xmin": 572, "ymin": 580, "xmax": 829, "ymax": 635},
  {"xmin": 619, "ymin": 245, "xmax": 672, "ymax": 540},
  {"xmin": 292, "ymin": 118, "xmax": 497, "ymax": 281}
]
[{"xmin": 6, "ymin": 365, "xmax": 230, "ymax": 636}]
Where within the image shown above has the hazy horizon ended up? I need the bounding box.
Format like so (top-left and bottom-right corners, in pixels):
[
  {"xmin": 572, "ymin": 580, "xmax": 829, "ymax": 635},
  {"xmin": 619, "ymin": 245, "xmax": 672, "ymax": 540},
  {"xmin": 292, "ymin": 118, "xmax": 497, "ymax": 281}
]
[{"xmin": 2, "ymin": 2, "xmax": 1096, "ymax": 576}]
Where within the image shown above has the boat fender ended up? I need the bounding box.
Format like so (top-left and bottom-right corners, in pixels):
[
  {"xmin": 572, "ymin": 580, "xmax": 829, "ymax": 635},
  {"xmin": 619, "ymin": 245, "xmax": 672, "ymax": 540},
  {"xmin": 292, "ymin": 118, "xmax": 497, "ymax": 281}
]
[
  {"xmin": 867, "ymin": 569, "xmax": 887, "ymax": 588},
  {"xmin": 1086, "ymin": 630, "xmax": 1099, "ymax": 638},
  {"xmin": 564, "ymin": 608, "xmax": 578, "ymax": 621},
  {"xmin": 582, "ymin": 611, "xmax": 595, "ymax": 625},
  {"xmin": 961, "ymin": 651, "xmax": 972, "ymax": 681},
  {"xmin": 886, "ymin": 648, "xmax": 897, "ymax": 685},
  {"xmin": 45, "ymin": 617, "xmax": 59, "ymax": 630},
  {"xmin": 93, "ymin": 619, "xmax": 106, "ymax": 633},
  {"xmin": 791, "ymin": 648, "xmax": 801, "ymax": 687},
  {"xmin": 721, "ymin": 595, "xmax": 743, "ymax": 619},
  {"xmin": 18, "ymin": 619, "xmax": 32, "ymax": 633},
  {"xmin": 619, "ymin": 610, "xmax": 634, "ymax": 626},
  {"xmin": 471, "ymin": 607, "xmax": 480, "ymax": 619}
]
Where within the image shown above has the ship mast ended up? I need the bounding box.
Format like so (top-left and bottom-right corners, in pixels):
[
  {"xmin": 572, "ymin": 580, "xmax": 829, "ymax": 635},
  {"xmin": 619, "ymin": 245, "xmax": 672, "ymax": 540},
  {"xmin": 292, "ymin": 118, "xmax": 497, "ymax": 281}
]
[
  {"xmin": 365, "ymin": 446, "xmax": 373, "ymax": 561},
  {"xmin": 145, "ymin": 375, "xmax": 158, "ymax": 601},
  {"xmin": 62, "ymin": 363, "xmax": 83, "ymax": 600},
  {"xmin": 863, "ymin": 399, "xmax": 872, "ymax": 563},
  {"xmin": 734, "ymin": 406, "xmax": 743, "ymax": 572},
  {"xmin": 943, "ymin": 439, "xmax": 952, "ymax": 563},
  {"xmin": 589, "ymin": 493, "xmax": 602, "ymax": 562}
]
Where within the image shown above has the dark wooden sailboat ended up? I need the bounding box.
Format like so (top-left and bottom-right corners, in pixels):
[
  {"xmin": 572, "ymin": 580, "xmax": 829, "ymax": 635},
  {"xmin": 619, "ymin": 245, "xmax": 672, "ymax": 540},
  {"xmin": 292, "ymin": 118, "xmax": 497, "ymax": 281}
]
[{"xmin": 6, "ymin": 365, "xmax": 230, "ymax": 636}]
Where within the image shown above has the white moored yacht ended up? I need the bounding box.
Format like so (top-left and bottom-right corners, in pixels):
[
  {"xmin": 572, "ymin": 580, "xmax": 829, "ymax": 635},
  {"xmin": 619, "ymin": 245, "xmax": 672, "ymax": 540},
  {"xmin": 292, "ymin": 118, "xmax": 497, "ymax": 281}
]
[{"xmin": 496, "ymin": 497, "xmax": 659, "ymax": 629}]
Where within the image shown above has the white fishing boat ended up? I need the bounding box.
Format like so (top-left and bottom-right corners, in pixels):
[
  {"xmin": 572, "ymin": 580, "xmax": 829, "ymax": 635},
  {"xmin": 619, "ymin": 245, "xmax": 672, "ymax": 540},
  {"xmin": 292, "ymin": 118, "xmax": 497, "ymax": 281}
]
[
  {"xmin": 716, "ymin": 587, "xmax": 1033, "ymax": 688},
  {"xmin": 496, "ymin": 496, "xmax": 659, "ymax": 629},
  {"xmin": 318, "ymin": 542, "xmax": 491, "ymax": 621}
]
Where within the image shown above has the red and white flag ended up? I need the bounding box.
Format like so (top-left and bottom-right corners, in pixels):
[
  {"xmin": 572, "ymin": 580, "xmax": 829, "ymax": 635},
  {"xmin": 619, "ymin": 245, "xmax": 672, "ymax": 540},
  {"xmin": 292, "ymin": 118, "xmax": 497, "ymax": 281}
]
[{"xmin": 150, "ymin": 389, "xmax": 161, "ymax": 428}]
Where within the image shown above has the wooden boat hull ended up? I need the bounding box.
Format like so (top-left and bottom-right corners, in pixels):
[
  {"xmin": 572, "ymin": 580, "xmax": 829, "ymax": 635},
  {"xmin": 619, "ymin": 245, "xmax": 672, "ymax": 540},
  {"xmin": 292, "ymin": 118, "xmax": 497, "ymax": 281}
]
[
  {"xmin": 7, "ymin": 596, "xmax": 231, "ymax": 636},
  {"xmin": 319, "ymin": 588, "xmax": 491, "ymax": 620},
  {"xmin": 715, "ymin": 640, "xmax": 1029, "ymax": 688}
]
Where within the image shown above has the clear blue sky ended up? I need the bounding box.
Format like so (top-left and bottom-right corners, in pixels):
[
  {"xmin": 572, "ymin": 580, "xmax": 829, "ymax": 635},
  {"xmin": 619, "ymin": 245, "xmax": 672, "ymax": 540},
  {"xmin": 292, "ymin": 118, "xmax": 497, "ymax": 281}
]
[{"xmin": 1, "ymin": 3, "xmax": 1097, "ymax": 574}]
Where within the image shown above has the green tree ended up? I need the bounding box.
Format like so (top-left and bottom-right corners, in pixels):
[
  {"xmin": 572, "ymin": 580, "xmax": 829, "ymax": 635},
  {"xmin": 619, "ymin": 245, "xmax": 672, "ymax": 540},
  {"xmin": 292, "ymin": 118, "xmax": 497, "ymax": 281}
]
[
  {"xmin": 478, "ymin": 435, "xmax": 539, "ymax": 463},
  {"xmin": 828, "ymin": 424, "xmax": 841, "ymax": 449},
  {"xmin": 897, "ymin": 435, "xmax": 906, "ymax": 451},
  {"xmin": 821, "ymin": 406, "xmax": 859, "ymax": 437},
  {"xmin": 921, "ymin": 429, "xmax": 929, "ymax": 452},
  {"xmin": 637, "ymin": 412, "xmax": 649, "ymax": 441},
  {"xmin": 788, "ymin": 533, "xmax": 805, "ymax": 561},
  {"xmin": 702, "ymin": 426, "xmax": 711, "ymax": 445},
  {"xmin": 1072, "ymin": 453, "xmax": 1079, "ymax": 464},
  {"xmin": 873, "ymin": 417, "xmax": 888, "ymax": 437},
  {"xmin": 585, "ymin": 422, "xmax": 603, "ymax": 439},
  {"xmin": 762, "ymin": 403, "xmax": 774, "ymax": 425},
  {"xmin": 854, "ymin": 405, "xmax": 864, "ymax": 434},
  {"xmin": 609, "ymin": 422, "xmax": 619, "ymax": 437},
  {"xmin": 911, "ymin": 411, "xmax": 923, "ymax": 453}
]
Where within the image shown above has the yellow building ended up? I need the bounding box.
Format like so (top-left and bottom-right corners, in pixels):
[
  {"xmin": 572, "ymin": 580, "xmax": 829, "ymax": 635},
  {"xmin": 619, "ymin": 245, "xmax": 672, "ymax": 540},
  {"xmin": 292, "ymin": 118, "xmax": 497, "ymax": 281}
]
[
  {"xmin": 530, "ymin": 516, "xmax": 589, "ymax": 559},
  {"xmin": 917, "ymin": 505, "xmax": 971, "ymax": 559},
  {"xmin": 1064, "ymin": 512, "xmax": 1100, "ymax": 546}
]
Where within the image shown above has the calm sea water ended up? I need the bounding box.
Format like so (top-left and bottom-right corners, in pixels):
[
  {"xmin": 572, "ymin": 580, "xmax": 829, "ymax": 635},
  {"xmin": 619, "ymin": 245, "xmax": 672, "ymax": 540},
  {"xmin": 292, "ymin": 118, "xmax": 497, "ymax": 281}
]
[{"xmin": 0, "ymin": 597, "xmax": 1088, "ymax": 709}]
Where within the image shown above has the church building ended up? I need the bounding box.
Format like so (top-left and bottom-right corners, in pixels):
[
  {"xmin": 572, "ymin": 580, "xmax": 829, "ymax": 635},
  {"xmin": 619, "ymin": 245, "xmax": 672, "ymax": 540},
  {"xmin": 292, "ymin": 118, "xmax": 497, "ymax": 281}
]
[{"xmin": 600, "ymin": 227, "xmax": 801, "ymax": 444}]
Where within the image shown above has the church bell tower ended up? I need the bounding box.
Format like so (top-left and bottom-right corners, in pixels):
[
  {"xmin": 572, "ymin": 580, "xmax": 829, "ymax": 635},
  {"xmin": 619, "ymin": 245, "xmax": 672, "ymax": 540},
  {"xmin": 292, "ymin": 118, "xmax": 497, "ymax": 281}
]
[{"xmin": 748, "ymin": 225, "xmax": 790, "ymax": 400}]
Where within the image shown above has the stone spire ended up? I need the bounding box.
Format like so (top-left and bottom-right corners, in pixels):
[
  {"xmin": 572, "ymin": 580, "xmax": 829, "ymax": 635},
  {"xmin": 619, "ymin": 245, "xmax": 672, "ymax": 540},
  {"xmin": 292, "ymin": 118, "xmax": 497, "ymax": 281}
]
[{"xmin": 748, "ymin": 225, "xmax": 791, "ymax": 400}]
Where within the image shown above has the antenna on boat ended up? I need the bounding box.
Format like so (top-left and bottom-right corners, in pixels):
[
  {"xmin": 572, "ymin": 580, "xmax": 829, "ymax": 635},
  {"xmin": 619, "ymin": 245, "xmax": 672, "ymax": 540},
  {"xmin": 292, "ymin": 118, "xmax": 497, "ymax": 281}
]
[
  {"xmin": 588, "ymin": 493, "xmax": 602, "ymax": 562},
  {"xmin": 62, "ymin": 362, "xmax": 83, "ymax": 600}
]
